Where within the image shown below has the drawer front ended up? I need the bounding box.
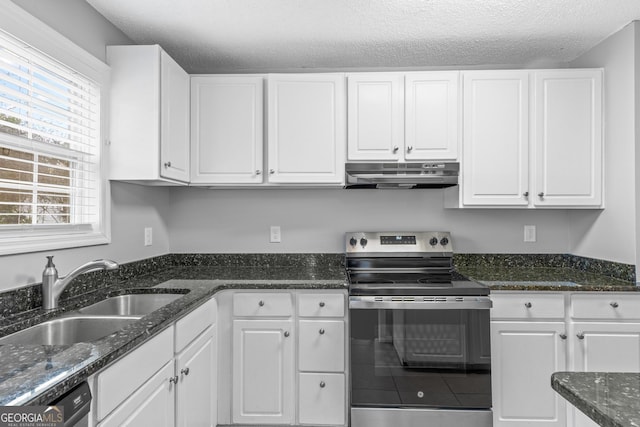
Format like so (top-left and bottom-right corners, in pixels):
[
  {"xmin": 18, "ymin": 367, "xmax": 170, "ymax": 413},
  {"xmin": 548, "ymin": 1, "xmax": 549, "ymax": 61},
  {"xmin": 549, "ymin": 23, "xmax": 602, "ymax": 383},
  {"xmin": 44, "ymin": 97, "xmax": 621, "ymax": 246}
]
[
  {"xmin": 233, "ymin": 292, "xmax": 293, "ymax": 317},
  {"xmin": 571, "ymin": 293, "xmax": 640, "ymax": 320},
  {"xmin": 298, "ymin": 293, "xmax": 345, "ymax": 317},
  {"xmin": 298, "ymin": 320, "xmax": 345, "ymax": 372},
  {"xmin": 299, "ymin": 373, "xmax": 346, "ymax": 426},
  {"xmin": 96, "ymin": 326, "xmax": 174, "ymax": 420},
  {"xmin": 175, "ymin": 297, "xmax": 217, "ymax": 352},
  {"xmin": 491, "ymin": 293, "xmax": 565, "ymax": 320}
]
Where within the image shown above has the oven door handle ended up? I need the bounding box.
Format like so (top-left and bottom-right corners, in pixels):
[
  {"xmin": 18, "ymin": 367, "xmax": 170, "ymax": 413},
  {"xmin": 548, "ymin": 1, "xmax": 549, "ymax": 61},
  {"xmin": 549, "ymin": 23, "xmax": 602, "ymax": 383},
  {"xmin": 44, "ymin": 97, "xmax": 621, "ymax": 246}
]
[{"xmin": 349, "ymin": 296, "xmax": 492, "ymax": 310}]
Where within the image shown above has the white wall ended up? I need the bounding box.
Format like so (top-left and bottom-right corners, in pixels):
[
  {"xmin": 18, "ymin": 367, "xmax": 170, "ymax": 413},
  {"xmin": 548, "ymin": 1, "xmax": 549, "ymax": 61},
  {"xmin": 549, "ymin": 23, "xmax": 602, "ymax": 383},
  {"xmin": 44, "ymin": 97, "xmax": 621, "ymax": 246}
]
[
  {"xmin": 568, "ymin": 22, "xmax": 638, "ymax": 265},
  {"xmin": 0, "ymin": 2, "xmax": 171, "ymax": 292},
  {"xmin": 9, "ymin": 0, "xmax": 133, "ymax": 62},
  {"xmin": 167, "ymin": 188, "xmax": 571, "ymax": 253}
]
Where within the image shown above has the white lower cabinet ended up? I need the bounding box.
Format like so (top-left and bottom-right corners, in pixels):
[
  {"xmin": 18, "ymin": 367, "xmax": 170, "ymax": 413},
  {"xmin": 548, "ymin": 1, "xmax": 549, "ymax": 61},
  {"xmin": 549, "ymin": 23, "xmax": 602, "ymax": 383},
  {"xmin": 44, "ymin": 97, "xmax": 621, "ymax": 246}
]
[
  {"xmin": 228, "ymin": 290, "xmax": 348, "ymax": 426},
  {"xmin": 492, "ymin": 292, "xmax": 640, "ymax": 427},
  {"xmin": 99, "ymin": 362, "xmax": 175, "ymax": 427},
  {"xmin": 93, "ymin": 298, "xmax": 217, "ymax": 427},
  {"xmin": 491, "ymin": 321, "xmax": 567, "ymax": 427},
  {"xmin": 232, "ymin": 319, "xmax": 295, "ymax": 424},
  {"xmin": 298, "ymin": 373, "xmax": 346, "ymax": 425}
]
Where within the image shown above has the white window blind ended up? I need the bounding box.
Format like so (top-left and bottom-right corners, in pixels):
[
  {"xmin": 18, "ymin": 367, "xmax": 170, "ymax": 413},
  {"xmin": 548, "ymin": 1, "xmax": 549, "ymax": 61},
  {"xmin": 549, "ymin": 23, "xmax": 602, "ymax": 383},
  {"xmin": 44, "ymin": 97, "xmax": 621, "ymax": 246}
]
[{"xmin": 0, "ymin": 29, "xmax": 100, "ymax": 229}]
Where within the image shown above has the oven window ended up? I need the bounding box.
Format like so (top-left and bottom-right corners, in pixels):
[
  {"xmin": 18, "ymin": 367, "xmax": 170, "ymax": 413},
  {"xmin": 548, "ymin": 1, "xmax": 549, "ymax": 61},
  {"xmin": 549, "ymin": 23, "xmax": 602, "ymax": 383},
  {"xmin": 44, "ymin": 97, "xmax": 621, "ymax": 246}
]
[{"xmin": 350, "ymin": 307, "xmax": 491, "ymax": 409}]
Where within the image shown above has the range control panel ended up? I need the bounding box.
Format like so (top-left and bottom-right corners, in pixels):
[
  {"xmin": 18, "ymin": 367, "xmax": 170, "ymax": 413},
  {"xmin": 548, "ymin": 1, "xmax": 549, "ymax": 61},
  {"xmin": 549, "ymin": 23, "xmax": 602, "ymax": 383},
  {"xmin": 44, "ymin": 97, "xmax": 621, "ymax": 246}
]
[{"xmin": 345, "ymin": 231, "xmax": 453, "ymax": 255}]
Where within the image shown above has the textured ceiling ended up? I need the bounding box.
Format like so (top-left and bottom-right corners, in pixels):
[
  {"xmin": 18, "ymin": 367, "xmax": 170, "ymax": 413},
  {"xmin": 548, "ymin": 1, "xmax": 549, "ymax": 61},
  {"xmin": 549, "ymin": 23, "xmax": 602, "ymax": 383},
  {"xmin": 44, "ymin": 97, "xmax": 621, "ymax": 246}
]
[{"xmin": 86, "ymin": 0, "xmax": 640, "ymax": 74}]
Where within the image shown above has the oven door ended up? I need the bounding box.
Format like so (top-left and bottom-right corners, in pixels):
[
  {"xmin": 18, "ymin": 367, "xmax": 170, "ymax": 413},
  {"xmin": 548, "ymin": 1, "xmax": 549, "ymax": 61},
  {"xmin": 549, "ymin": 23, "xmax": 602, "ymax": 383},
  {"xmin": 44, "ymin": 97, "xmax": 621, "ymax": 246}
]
[{"xmin": 349, "ymin": 296, "xmax": 493, "ymax": 427}]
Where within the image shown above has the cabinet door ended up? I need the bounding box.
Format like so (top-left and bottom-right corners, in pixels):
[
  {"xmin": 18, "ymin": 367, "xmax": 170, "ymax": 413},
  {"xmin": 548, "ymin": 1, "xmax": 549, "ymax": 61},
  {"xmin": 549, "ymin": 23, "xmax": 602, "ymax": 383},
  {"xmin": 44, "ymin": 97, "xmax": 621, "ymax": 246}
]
[
  {"xmin": 232, "ymin": 319, "xmax": 294, "ymax": 424},
  {"xmin": 298, "ymin": 320, "xmax": 345, "ymax": 372},
  {"xmin": 568, "ymin": 322, "xmax": 640, "ymax": 427},
  {"xmin": 191, "ymin": 76, "xmax": 264, "ymax": 184},
  {"xmin": 405, "ymin": 71, "xmax": 459, "ymax": 160},
  {"xmin": 98, "ymin": 362, "xmax": 175, "ymax": 427},
  {"xmin": 462, "ymin": 71, "xmax": 529, "ymax": 206},
  {"xmin": 176, "ymin": 326, "xmax": 217, "ymax": 427},
  {"xmin": 347, "ymin": 73, "xmax": 404, "ymax": 161},
  {"xmin": 267, "ymin": 74, "xmax": 346, "ymax": 184},
  {"xmin": 160, "ymin": 49, "xmax": 190, "ymax": 182},
  {"xmin": 299, "ymin": 373, "xmax": 346, "ymax": 426},
  {"xmin": 533, "ymin": 70, "xmax": 603, "ymax": 207},
  {"xmin": 491, "ymin": 321, "xmax": 567, "ymax": 427}
]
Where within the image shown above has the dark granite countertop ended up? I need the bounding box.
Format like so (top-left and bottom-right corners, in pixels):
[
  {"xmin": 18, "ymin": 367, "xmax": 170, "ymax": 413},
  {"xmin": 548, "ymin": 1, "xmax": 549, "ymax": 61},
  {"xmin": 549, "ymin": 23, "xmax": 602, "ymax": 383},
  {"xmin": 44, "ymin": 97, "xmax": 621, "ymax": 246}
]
[
  {"xmin": 552, "ymin": 372, "xmax": 640, "ymax": 427},
  {"xmin": 0, "ymin": 261, "xmax": 346, "ymax": 406}
]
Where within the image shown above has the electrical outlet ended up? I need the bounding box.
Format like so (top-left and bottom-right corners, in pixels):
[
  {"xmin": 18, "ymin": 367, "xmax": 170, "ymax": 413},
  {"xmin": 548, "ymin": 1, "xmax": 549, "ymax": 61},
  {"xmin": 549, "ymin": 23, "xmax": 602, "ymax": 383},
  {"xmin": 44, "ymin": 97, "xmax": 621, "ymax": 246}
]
[
  {"xmin": 144, "ymin": 227, "xmax": 153, "ymax": 246},
  {"xmin": 524, "ymin": 225, "xmax": 536, "ymax": 242},
  {"xmin": 270, "ymin": 226, "xmax": 281, "ymax": 243}
]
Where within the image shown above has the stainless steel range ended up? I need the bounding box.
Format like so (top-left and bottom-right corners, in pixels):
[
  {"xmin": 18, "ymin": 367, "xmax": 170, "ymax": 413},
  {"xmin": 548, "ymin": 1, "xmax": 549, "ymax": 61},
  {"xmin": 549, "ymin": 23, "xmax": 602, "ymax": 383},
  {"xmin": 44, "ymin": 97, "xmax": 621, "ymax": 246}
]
[{"xmin": 347, "ymin": 231, "xmax": 492, "ymax": 427}]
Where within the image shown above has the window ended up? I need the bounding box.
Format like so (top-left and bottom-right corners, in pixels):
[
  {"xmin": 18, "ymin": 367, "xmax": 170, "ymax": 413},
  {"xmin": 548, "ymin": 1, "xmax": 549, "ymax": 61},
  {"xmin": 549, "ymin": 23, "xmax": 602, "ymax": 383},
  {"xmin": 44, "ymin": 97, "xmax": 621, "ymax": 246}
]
[{"xmin": 0, "ymin": 5, "xmax": 110, "ymax": 255}]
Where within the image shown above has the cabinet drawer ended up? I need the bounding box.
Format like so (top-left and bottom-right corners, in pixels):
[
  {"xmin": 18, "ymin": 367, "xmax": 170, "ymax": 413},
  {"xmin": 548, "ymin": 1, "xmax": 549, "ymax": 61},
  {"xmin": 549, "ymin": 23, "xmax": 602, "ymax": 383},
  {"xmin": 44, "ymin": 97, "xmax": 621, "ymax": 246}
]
[
  {"xmin": 299, "ymin": 373, "xmax": 346, "ymax": 426},
  {"xmin": 298, "ymin": 293, "xmax": 345, "ymax": 317},
  {"xmin": 175, "ymin": 297, "xmax": 216, "ymax": 352},
  {"xmin": 491, "ymin": 293, "xmax": 565, "ymax": 320},
  {"xmin": 298, "ymin": 320, "xmax": 345, "ymax": 372},
  {"xmin": 571, "ymin": 293, "xmax": 640, "ymax": 320},
  {"xmin": 233, "ymin": 292, "xmax": 293, "ymax": 317},
  {"xmin": 96, "ymin": 326, "xmax": 174, "ymax": 420}
]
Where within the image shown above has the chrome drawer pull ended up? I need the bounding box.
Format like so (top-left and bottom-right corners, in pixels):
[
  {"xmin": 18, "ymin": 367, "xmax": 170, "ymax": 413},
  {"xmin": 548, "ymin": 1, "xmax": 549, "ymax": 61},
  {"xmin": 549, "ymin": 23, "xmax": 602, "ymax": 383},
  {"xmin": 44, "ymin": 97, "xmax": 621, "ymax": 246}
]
[
  {"xmin": 319, "ymin": 328, "xmax": 325, "ymax": 335},
  {"xmin": 319, "ymin": 301, "xmax": 325, "ymax": 307},
  {"xmin": 320, "ymin": 381, "xmax": 326, "ymax": 388},
  {"xmin": 610, "ymin": 302, "xmax": 619, "ymax": 308},
  {"xmin": 258, "ymin": 300, "xmax": 265, "ymax": 307},
  {"xmin": 524, "ymin": 302, "xmax": 532, "ymax": 308}
]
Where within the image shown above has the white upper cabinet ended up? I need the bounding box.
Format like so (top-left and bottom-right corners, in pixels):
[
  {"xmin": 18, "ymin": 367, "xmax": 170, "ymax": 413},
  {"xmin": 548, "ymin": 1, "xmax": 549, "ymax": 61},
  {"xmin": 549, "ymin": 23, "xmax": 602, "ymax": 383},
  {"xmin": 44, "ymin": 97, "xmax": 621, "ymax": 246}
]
[
  {"xmin": 191, "ymin": 75, "xmax": 264, "ymax": 184},
  {"xmin": 108, "ymin": 45, "xmax": 190, "ymax": 184},
  {"xmin": 455, "ymin": 68, "xmax": 603, "ymax": 208},
  {"xmin": 462, "ymin": 71, "xmax": 530, "ymax": 206},
  {"xmin": 533, "ymin": 70, "xmax": 603, "ymax": 207},
  {"xmin": 268, "ymin": 74, "xmax": 346, "ymax": 184},
  {"xmin": 347, "ymin": 73, "xmax": 404, "ymax": 161},
  {"xmin": 405, "ymin": 71, "xmax": 459, "ymax": 160},
  {"xmin": 347, "ymin": 71, "xmax": 459, "ymax": 161}
]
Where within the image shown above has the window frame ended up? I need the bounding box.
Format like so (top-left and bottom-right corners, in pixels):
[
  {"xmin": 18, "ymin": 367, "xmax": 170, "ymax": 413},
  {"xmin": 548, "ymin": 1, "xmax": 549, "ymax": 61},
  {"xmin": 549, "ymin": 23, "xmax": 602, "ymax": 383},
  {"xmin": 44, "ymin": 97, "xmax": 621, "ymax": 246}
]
[{"xmin": 0, "ymin": 2, "xmax": 111, "ymax": 255}]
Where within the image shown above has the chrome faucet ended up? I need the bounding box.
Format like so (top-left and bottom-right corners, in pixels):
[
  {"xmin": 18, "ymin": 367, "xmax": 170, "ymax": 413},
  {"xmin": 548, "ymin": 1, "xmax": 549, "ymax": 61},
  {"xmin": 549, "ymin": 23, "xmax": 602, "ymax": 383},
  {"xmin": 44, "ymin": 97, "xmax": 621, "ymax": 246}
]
[{"xmin": 42, "ymin": 256, "xmax": 119, "ymax": 310}]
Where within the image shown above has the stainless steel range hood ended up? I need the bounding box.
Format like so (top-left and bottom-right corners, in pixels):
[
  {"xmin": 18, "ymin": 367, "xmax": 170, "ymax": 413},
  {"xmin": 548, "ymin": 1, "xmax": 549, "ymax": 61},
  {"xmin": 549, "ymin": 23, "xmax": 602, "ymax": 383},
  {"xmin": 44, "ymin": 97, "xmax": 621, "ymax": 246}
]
[{"xmin": 345, "ymin": 162, "xmax": 459, "ymax": 189}]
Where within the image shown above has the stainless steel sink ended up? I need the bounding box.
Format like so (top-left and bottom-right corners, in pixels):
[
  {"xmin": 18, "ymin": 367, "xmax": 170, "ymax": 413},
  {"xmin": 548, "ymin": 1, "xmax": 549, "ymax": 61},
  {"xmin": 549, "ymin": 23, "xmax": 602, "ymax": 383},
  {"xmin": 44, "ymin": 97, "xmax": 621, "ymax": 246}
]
[
  {"xmin": 77, "ymin": 293, "xmax": 183, "ymax": 316},
  {"xmin": 0, "ymin": 315, "xmax": 141, "ymax": 346}
]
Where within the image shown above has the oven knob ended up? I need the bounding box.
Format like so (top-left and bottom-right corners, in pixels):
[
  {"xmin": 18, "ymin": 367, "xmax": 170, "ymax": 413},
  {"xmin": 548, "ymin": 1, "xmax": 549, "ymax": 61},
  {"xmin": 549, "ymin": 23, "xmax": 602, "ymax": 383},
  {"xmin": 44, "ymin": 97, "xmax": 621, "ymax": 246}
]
[
  {"xmin": 440, "ymin": 237, "xmax": 449, "ymax": 246},
  {"xmin": 349, "ymin": 237, "xmax": 357, "ymax": 247},
  {"xmin": 360, "ymin": 237, "xmax": 368, "ymax": 247},
  {"xmin": 429, "ymin": 237, "xmax": 438, "ymax": 246}
]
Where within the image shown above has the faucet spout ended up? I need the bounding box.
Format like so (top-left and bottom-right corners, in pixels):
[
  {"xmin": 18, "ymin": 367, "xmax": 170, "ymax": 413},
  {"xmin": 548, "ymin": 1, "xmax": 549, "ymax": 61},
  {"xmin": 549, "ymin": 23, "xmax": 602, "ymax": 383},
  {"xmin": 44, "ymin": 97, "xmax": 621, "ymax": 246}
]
[{"xmin": 42, "ymin": 257, "xmax": 119, "ymax": 310}]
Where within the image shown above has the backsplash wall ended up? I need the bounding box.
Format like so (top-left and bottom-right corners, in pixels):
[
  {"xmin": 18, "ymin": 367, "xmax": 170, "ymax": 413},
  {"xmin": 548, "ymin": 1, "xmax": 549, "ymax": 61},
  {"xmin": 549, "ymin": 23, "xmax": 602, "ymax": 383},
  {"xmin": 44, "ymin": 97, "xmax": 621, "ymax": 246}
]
[{"xmin": 167, "ymin": 187, "xmax": 573, "ymax": 254}]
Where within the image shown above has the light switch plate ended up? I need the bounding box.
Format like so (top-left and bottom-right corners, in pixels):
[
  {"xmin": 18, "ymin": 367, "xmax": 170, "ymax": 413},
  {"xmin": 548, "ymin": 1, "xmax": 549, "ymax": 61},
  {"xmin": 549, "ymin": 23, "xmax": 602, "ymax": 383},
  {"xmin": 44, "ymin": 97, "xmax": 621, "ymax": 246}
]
[
  {"xmin": 270, "ymin": 226, "xmax": 281, "ymax": 243},
  {"xmin": 524, "ymin": 225, "xmax": 536, "ymax": 242},
  {"xmin": 144, "ymin": 227, "xmax": 153, "ymax": 246}
]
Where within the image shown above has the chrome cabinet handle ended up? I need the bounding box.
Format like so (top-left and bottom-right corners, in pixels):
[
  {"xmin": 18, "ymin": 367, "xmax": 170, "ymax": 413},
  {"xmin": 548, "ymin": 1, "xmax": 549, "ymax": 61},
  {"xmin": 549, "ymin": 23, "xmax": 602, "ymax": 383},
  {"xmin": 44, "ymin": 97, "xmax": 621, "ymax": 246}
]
[
  {"xmin": 164, "ymin": 161, "xmax": 172, "ymax": 168},
  {"xmin": 610, "ymin": 302, "xmax": 619, "ymax": 308},
  {"xmin": 284, "ymin": 331, "xmax": 290, "ymax": 337},
  {"xmin": 269, "ymin": 169, "xmax": 275, "ymax": 174},
  {"xmin": 407, "ymin": 146, "xmax": 413, "ymax": 152},
  {"xmin": 577, "ymin": 333, "xmax": 585, "ymax": 340},
  {"xmin": 538, "ymin": 192, "xmax": 544, "ymax": 198},
  {"xmin": 392, "ymin": 146, "xmax": 399, "ymax": 153},
  {"xmin": 169, "ymin": 375, "xmax": 179, "ymax": 384},
  {"xmin": 319, "ymin": 328, "xmax": 325, "ymax": 335},
  {"xmin": 181, "ymin": 367, "xmax": 190, "ymax": 376},
  {"xmin": 559, "ymin": 333, "xmax": 567, "ymax": 340},
  {"xmin": 524, "ymin": 302, "xmax": 532, "ymax": 308},
  {"xmin": 319, "ymin": 381, "xmax": 326, "ymax": 388},
  {"xmin": 523, "ymin": 191, "xmax": 529, "ymax": 198},
  {"xmin": 258, "ymin": 300, "xmax": 265, "ymax": 307},
  {"xmin": 319, "ymin": 301, "xmax": 325, "ymax": 307},
  {"xmin": 256, "ymin": 170, "xmax": 261, "ymax": 175}
]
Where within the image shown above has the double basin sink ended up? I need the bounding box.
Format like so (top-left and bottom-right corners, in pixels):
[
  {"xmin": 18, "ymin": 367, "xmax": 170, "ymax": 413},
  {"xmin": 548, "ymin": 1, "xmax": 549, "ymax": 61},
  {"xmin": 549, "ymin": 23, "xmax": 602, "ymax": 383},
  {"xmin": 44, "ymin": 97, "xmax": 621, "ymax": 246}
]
[{"xmin": 0, "ymin": 293, "xmax": 184, "ymax": 346}]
